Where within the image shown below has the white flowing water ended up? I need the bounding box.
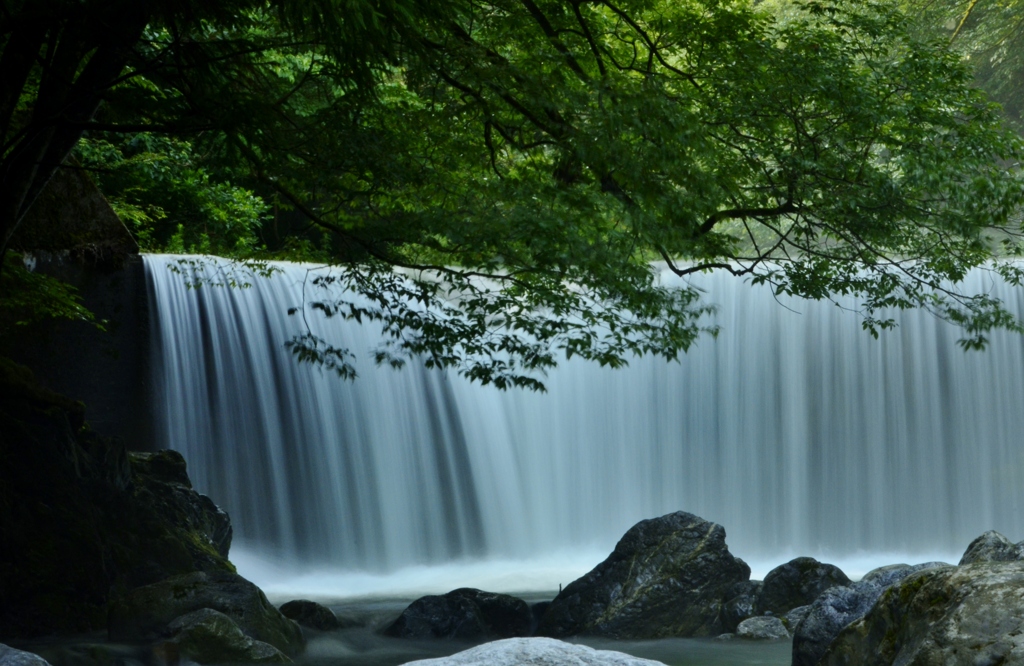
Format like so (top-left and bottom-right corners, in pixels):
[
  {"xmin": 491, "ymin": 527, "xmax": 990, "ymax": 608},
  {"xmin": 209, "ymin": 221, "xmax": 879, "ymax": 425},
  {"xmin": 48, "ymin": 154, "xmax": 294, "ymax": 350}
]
[{"xmin": 145, "ymin": 254, "xmax": 1024, "ymax": 595}]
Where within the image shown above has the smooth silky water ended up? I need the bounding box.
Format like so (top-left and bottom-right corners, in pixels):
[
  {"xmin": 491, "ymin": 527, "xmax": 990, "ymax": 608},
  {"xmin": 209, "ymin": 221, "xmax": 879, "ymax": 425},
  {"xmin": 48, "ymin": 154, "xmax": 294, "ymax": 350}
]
[{"xmin": 143, "ymin": 254, "xmax": 1024, "ymax": 664}]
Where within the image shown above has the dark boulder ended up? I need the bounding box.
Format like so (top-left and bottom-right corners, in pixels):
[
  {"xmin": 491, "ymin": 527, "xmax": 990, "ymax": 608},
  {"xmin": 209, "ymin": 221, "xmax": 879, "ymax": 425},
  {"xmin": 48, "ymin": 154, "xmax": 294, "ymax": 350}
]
[
  {"xmin": 108, "ymin": 571, "xmax": 305, "ymax": 656},
  {"xmin": 736, "ymin": 616, "xmax": 789, "ymax": 640},
  {"xmin": 0, "ymin": 360, "xmax": 234, "ymax": 638},
  {"xmin": 791, "ymin": 562, "xmax": 949, "ymax": 666},
  {"xmin": 164, "ymin": 609, "xmax": 290, "ymax": 664},
  {"xmin": 755, "ymin": 557, "xmax": 850, "ymax": 616},
  {"xmin": 959, "ymin": 530, "xmax": 1024, "ymax": 565},
  {"xmin": 821, "ymin": 562, "xmax": 1024, "ymax": 665},
  {"xmin": 383, "ymin": 588, "xmax": 531, "ymax": 640},
  {"xmin": 720, "ymin": 581, "xmax": 762, "ymax": 633},
  {"xmin": 279, "ymin": 600, "xmax": 342, "ymax": 631},
  {"xmin": 535, "ymin": 511, "xmax": 751, "ymax": 638}
]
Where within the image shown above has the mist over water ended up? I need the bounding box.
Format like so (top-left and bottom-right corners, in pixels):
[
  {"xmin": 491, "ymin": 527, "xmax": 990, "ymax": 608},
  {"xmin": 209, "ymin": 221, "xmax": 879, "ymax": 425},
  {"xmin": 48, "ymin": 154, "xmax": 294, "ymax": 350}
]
[{"xmin": 145, "ymin": 255, "xmax": 1024, "ymax": 595}]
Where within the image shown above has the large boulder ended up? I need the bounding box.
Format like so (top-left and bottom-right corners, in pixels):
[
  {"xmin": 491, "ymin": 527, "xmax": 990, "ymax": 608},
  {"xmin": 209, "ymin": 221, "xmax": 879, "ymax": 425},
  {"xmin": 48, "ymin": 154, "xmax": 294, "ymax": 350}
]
[
  {"xmin": 535, "ymin": 511, "xmax": 751, "ymax": 638},
  {"xmin": 399, "ymin": 637, "xmax": 667, "ymax": 665},
  {"xmin": 108, "ymin": 571, "xmax": 305, "ymax": 656},
  {"xmin": 736, "ymin": 616, "xmax": 789, "ymax": 640},
  {"xmin": 755, "ymin": 557, "xmax": 850, "ymax": 616},
  {"xmin": 821, "ymin": 562, "xmax": 1024, "ymax": 665},
  {"xmin": 383, "ymin": 588, "xmax": 531, "ymax": 640},
  {"xmin": 0, "ymin": 360, "xmax": 235, "ymax": 638},
  {"xmin": 959, "ymin": 530, "xmax": 1024, "ymax": 565},
  {"xmin": 0, "ymin": 645, "xmax": 50, "ymax": 666},
  {"xmin": 164, "ymin": 609, "xmax": 289, "ymax": 664},
  {"xmin": 791, "ymin": 562, "xmax": 950, "ymax": 666},
  {"xmin": 720, "ymin": 581, "xmax": 763, "ymax": 633},
  {"xmin": 279, "ymin": 600, "xmax": 342, "ymax": 631}
]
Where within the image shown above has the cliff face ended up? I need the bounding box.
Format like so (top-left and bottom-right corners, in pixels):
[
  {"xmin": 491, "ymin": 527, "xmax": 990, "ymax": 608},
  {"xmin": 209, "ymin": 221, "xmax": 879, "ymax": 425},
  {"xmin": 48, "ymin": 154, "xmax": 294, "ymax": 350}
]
[
  {"xmin": 0, "ymin": 359, "xmax": 233, "ymax": 639},
  {"xmin": 4, "ymin": 161, "xmax": 150, "ymax": 448}
]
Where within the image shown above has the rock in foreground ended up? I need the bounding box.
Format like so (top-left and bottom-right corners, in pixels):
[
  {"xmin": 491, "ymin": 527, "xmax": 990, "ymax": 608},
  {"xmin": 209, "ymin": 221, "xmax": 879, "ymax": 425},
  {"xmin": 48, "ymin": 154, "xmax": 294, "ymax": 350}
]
[
  {"xmin": 108, "ymin": 571, "xmax": 304, "ymax": 655},
  {"xmin": 821, "ymin": 562, "xmax": 1024, "ymax": 665},
  {"xmin": 0, "ymin": 645, "xmax": 50, "ymax": 666},
  {"xmin": 384, "ymin": 589, "xmax": 531, "ymax": 640},
  {"xmin": 536, "ymin": 511, "xmax": 750, "ymax": 638},
  {"xmin": 791, "ymin": 562, "xmax": 949, "ymax": 666},
  {"xmin": 959, "ymin": 530, "xmax": 1024, "ymax": 565},
  {"xmin": 756, "ymin": 557, "xmax": 849, "ymax": 616},
  {"xmin": 165, "ymin": 609, "xmax": 289, "ymax": 664},
  {"xmin": 399, "ymin": 637, "xmax": 666, "ymax": 665}
]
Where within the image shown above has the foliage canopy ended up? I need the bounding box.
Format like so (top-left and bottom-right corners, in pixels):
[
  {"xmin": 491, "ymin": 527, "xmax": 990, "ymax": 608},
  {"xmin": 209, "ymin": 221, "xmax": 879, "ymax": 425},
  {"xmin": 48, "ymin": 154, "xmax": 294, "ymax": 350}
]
[{"xmin": 2, "ymin": 0, "xmax": 1023, "ymax": 388}]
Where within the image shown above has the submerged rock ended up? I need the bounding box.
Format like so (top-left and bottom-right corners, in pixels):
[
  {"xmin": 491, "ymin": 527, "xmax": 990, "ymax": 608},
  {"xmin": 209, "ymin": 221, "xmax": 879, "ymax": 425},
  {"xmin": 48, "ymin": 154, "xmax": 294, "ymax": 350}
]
[
  {"xmin": 0, "ymin": 645, "xmax": 50, "ymax": 666},
  {"xmin": 791, "ymin": 562, "xmax": 949, "ymax": 666},
  {"xmin": 383, "ymin": 588, "xmax": 531, "ymax": 640},
  {"xmin": 821, "ymin": 562, "xmax": 1024, "ymax": 665},
  {"xmin": 165, "ymin": 609, "xmax": 289, "ymax": 664},
  {"xmin": 736, "ymin": 616, "xmax": 789, "ymax": 640},
  {"xmin": 755, "ymin": 557, "xmax": 850, "ymax": 616},
  {"xmin": 959, "ymin": 530, "xmax": 1024, "ymax": 565},
  {"xmin": 108, "ymin": 571, "xmax": 305, "ymax": 656},
  {"xmin": 399, "ymin": 637, "xmax": 667, "ymax": 665},
  {"xmin": 720, "ymin": 581, "xmax": 762, "ymax": 633},
  {"xmin": 536, "ymin": 511, "xmax": 750, "ymax": 638},
  {"xmin": 279, "ymin": 600, "xmax": 341, "ymax": 631}
]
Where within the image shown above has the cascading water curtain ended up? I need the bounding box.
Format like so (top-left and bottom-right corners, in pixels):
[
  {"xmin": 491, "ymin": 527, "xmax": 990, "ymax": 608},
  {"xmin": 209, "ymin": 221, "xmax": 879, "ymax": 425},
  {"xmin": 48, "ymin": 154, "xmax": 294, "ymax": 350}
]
[{"xmin": 146, "ymin": 254, "xmax": 1024, "ymax": 572}]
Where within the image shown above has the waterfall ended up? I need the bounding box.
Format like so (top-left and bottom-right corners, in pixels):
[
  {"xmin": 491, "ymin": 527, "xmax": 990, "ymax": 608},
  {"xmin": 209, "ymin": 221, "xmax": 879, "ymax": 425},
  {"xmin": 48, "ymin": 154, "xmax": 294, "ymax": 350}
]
[{"xmin": 145, "ymin": 254, "xmax": 1024, "ymax": 586}]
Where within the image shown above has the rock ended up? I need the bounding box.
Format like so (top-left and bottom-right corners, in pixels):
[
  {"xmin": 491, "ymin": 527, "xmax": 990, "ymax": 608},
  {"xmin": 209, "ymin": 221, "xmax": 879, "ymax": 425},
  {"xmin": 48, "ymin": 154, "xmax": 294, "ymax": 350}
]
[
  {"xmin": 108, "ymin": 571, "xmax": 305, "ymax": 656},
  {"xmin": 959, "ymin": 530, "xmax": 1024, "ymax": 565},
  {"xmin": 821, "ymin": 562, "xmax": 1024, "ymax": 665},
  {"xmin": 783, "ymin": 604, "xmax": 811, "ymax": 631},
  {"xmin": 0, "ymin": 645, "xmax": 50, "ymax": 666},
  {"xmin": 535, "ymin": 511, "xmax": 751, "ymax": 638},
  {"xmin": 279, "ymin": 599, "xmax": 341, "ymax": 631},
  {"xmin": 720, "ymin": 580, "xmax": 762, "ymax": 632},
  {"xmin": 384, "ymin": 588, "xmax": 531, "ymax": 640},
  {"xmin": 165, "ymin": 609, "xmax": 290, "ymax": 664},
  {"xmin": 791, "ymin": 562, "xmax": 950, "ymax": 666},
  {"xmin": 0, "ymin": 361, "xmax": 235, "ymax": 638},
  {"xmin": 755, "ymin": 557, "xmax": 850, "ymax": 616},
  {"xmin": 398, "ymin": 637, "xmax": 667, "ymax": 665},
  {"xmin": 736, "ymin": 616, "xmax": 790, "ymax": 640}
]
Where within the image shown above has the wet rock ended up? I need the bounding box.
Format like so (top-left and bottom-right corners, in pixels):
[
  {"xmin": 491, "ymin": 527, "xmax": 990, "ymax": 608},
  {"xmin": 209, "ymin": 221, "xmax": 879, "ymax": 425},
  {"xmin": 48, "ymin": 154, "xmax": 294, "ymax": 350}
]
[
  {"xmin": 755, "ymin": 557, "xmax": 850, "ymax": 616},
  {"xmin": 821, "ymin": 562, "xmax": 1024, "ymax": 665},
  {"xmin": 783, "ymin": 604, "xmax": 811, "ymax": 631},
  {"xmin": 791, "ymin": 562, "xmax": 950, "ymax": 666},
  {"xmin": 108, "ymin": 571, "xmax": 305, "ymax": 656},
  {"xmin": 959, "ymin": 530, "xmax": 1024, "ymax": 565},
  {"xmin": 165, "ymin": 609, "xmax": 289, "ymax": 664},
  {"xmin": 720, "ymin": 581, "xmax": 762, "ymax": 633},
  {"xmin": 279, "ymin": 600, "xmax": 341, "ymax": 631},
  {"xmin": 536, "ymin": 511, "xmax": 750, "ymax": 638},
  {"xmin": 736, "ymin": 616, "xmax": 789, "ymax": 640},
  {"xmin": 383, "ymin": 588, "xmax": 531, "ymax": 640},
  {"xmin": 0, "ymin": 645, "xmax": 50, "ymax": 666},
  {"xmin": 399, "ymin": 636, "xmax": 667, "ymax": 665}
]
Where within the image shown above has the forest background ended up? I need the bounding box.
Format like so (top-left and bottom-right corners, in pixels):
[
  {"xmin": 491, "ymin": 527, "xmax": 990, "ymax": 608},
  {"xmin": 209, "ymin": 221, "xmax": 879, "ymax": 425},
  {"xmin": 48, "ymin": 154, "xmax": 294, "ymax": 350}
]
[{"xmin": 2, "ymin": 0, "xmax": 1024, "ymax": 389}]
